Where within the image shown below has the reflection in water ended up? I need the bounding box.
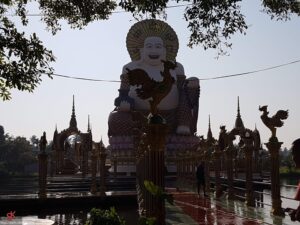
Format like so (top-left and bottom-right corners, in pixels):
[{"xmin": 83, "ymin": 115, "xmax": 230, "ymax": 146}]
[
  {"xmin": 173, "ymin": 192, "xmax": 263, "ymax": 225},
  {"xmin": 37, "ymin": 211, "xmax": 88, "ymax": 225},
  {"xmin": 36, "ymin": 207, "xmax": 138, "ymax": 225},
  {"xmin": 48, "ymin": 212, "xmax": 88, "ymax": 225},
  {"xmin": 262, "ymin": 178, "xmax": 299, "ymax": 210}
]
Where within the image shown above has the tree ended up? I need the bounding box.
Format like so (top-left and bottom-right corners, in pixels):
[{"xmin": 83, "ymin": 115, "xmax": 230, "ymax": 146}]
[
  {"xmin": 1, "ymin": 0, "xmax": 300, "ymax": 100},
  {"xmin": 0, "ymin": 130, "xmax": 37, "ymax": 176},
  {"xmin": 0, "ymin": 0, "xmax": 55, "ymax": 100},
  {"xmin": 0, "ymin": 125, "xmax": 4, "ymax": 144}
]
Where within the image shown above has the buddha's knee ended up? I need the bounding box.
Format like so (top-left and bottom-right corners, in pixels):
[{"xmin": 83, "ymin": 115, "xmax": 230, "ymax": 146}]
[{"xmin": 108, "ymin": 111, "xmax": 135, "ymax": 136}]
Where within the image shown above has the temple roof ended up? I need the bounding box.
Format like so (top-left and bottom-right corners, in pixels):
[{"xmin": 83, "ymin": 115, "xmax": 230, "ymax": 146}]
[
  {"xmin": 207, "ymin": 115, "xmax": 213, "ymax": 142},
  {"xmin": 234, "ymin": 96, "xmax": 245, "ymax": 131},
  {"xmin": 69, "ymin": 95, "xmax": 77, "ymax": 129}
]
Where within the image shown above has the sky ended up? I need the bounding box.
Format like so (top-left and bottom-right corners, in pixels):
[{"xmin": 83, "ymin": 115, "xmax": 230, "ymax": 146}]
[{"xmin": 0, "ymin": 0, "xmax": 299, "ymax": 149}]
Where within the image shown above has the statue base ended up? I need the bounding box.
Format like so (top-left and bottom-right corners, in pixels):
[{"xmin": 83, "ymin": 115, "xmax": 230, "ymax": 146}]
[{"xmin": 147, "ymin": 113, "xmax": 166, "ymax": 125}]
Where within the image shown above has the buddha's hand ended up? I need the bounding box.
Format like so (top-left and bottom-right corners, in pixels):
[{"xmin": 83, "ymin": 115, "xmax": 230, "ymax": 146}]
[
  {"xmin": 186, "ymin": 77, "xmax": 200, "ymax": 89},
  {"xmin": 114, "ymin": 89, "xmax": 134, "ymax": 111},
  {"xmin": 176, "ymin": 125, "xmax": 191, "ymax": 135},
  {"xmin": 119, "ymin": 101, "xmax": 131, "ymax": 111}
]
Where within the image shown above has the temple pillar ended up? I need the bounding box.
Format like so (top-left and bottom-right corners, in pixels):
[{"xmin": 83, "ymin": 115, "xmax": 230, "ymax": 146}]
[
  {"xmin": 204, "ymin": 148, "xmax": 211, "ymax": 194},
  {"xmin": 213, "ymin": 146, "xmax": 222, "ymax": 198},
  {"xmin": 82, "ymin": 148, "xmax": 87, "ymax": 178},
  {"xmin": 50, "ymin": 152, "xmax": 54, "ymax": 177},
  {"xmin": 90, "ymin": 145, "xmax": 97, "ymax": 194},
  {"xmin": 38, "ymin": 132, "xmax": 47, "ymax": 199},
  {"xmin": 112, "ymin": 154, "xmax": 117, "ymax": 177},
  {"xmin": 242, "ymin": 137, "xmax": 255, "ymax": 207},
  {"xmin": 99, "ymin": 144, "xmax": 107, "ymax": 196},
  {"xmin": 143, "ymin": 122, "xmax": 167, "ymax": 225},
  {"xmin": 266, "ymin": 139, "xmax": 285, "ymax": 216},
  {"xmin": 38, "ymin": 152, "xmax": 48, "ymax": 198},
  {"xmin": 233, "ymin": 157, "xmax": 238, "ymax": 179},
  {"xmin": 225, "ymin": 145, "xmax": 234, "ymax": 200}
]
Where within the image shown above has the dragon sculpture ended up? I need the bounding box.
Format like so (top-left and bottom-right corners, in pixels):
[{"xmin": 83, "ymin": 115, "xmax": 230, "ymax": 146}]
[
  {"xmin": 126, "ymin": 60, "xmax": 176, "ymax": 115},
  {"xmin": 259, "ymin": 105, "xmax": 288, "ymax": 138}
]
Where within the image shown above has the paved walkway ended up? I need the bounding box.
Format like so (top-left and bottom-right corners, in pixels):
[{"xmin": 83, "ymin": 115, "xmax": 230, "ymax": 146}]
[{"xmin": 166, "ymin": 190, "xmax": 295, "ymax": 225}]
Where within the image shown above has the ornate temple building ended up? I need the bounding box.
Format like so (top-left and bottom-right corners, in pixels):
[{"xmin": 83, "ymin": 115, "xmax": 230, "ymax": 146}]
[{"xmin": 51, "ymin": 96, "xmax": 93, "ymax": 175}]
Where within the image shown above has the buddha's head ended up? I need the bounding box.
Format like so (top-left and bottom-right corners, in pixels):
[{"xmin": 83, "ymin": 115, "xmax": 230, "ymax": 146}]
[{"xmin": 140, "ymin": 36, "xmax": 166, "ymax": 66}]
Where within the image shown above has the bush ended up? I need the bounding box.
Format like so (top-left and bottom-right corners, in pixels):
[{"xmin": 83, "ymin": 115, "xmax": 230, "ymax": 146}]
[{"xmin": 85, "ymin": 207, "xmax": 126, "ymax": 225}]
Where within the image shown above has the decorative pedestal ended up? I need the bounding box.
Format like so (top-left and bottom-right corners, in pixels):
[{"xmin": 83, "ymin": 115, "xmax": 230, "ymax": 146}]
[
  {"xmin": 99, "ymin": 148, "xmax": 107, "ymax": 197},
  {"xmin": 136, "ymin": 114, "xmax": 168, "ymax": 225},
  {"xmin": 243, "ymin": 142, "xmax": 255, "ymax": 207},
  {"xmin": 213, "ymin": 147, "xmax": 222, "ymax": 198},
  {"xmin": 38, "ymin": 152, "xmax": 48, "ymax": 198},
  {"xmin": 225, "ymin": 146, "xmax": 234, "ymax": 200},
  {"xmin": 90, "ymin": 149, "xmax": 97, "ymax": 194},
  {"xmin": 266, "ymin": 138, "xmax": 285, "ymax": 217}
]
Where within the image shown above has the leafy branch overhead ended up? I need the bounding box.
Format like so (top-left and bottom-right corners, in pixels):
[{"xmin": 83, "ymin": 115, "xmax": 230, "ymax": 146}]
[
  {"xmin": 0, "ymin": 0, "xmax": 55, "ymax": 100},
  {"xmin": 1, "ymin": 0, "xmax": 300, "ymax": 100}
]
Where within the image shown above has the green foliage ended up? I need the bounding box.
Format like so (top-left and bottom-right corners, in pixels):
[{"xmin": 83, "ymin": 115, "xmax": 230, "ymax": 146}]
[
  {"xmin": 280, "ymin": 166, "xmax": 300, "ymax": 178},
  {"xmin": 0, "ymin": 125, "xmax": 38, "ymax": 176},
  {"xmin": 1, "ymin": 0, "xmax": 300, "ymax": 100},
  {"xmin": 85, "ymin": 207, "xmax": 126, "ymax": 225},
  {"xmin": 0, "ymin": 125, "xmax": 4, "ymax": 144},
  {"xmin": 184, "ymin": 0, "xmax": 247, "ymax": 55},
  {"xmin": 280, "ymin": 148, "xmax": 294, "ymax": 172},
  {"xmin": 144, "ymin": 180, "xmax": 174, "ymax": 205},
  {"xmin": 138, "ymin": 216, "xmax": 156, "ymax": 225},
  {"xmin": 262, "ymin": 0, "xmax": 300, "ymax": 20},
  {"xmin": 119, "ymin": 0, "xmax": 168, "ymax": 18},
  {"xmin": 38, "ymin": 0, "xmax": 117, "ymax": 34},
  {"xmin": 0, "ymin": 2, "xmax": 55, "ymax": 101}
]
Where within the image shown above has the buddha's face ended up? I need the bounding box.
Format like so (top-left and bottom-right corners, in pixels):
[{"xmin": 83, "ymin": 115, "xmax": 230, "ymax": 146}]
[{"xmin": 140, "ymin": 36, "xmax": 166, "ymax": 66}]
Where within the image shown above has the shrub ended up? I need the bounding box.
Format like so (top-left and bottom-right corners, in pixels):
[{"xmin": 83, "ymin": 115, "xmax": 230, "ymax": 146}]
[{"xmin": 85, "ymin": 207, "xmax": 126, "ymax": 225}]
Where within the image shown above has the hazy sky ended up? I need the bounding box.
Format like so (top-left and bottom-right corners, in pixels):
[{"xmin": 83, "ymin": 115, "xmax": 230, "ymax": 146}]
[{"xmin": 1, "ymin": 0, "xmax": 299, "ymax": 149}]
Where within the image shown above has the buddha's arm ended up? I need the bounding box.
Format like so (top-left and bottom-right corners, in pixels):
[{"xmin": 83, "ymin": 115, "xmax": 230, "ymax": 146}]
[
  {"xmin": 176, "ymin": 62, "xmax": 200, "ymax": 135},
  {"xmin": 175, "ymin": 62, "xmax": 186, "ymax": 89},
  {"xmin": 114, "ymin": 66, "xmax": 134, "ymax": 111}
]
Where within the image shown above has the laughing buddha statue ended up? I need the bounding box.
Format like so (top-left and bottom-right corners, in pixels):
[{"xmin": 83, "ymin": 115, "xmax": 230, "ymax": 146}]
[{"xmin": 108, "ymin": 19, "xmax": 200, "ymax": 144}]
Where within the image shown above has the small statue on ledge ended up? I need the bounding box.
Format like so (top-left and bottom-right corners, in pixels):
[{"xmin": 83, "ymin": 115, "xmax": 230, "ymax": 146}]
[
  {"xmin": 39, "ymin": 132, "xmax": 47, "ymax": 153},
  {"xmin": 259, "ymin": 105, "xmax": 288, "ymax": 139}
]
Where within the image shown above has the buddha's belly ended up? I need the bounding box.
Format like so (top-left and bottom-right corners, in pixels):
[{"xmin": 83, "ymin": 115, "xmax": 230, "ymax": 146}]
[{"xmin": 129, "ymin": 84, "xmax": 179, "ymax": 110}]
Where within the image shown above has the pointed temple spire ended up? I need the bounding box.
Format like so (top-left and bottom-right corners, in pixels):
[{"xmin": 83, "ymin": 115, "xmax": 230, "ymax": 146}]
[
  {"xmin": 207, "ymin": 115, "xmax": 213, "ymax": 141},
  {"xmin": 69, "ymin": 95, "xmax": 77, "ymax": 129},
  {"xmin": 234, "ymin": 96, "xmax": 245, "ymax": 131},
  {"xmin": 99, "ymin": 136, "xmax": 105, "ymax": 148},
  {"xmin": 87, "ymin": 115, "xmax": 91, "ymax": 132}
]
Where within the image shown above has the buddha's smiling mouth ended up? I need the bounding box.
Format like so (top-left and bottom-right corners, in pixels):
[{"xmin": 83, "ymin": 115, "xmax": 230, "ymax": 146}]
[{"xmin": 148, "ymin": 55, "xmax": 159, "ymax": 59}]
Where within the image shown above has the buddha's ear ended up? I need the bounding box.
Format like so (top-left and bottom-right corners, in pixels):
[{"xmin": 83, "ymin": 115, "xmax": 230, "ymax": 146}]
[{"xmin": 139, "ymin": 48, "xmax": 144, "ymax": 60}]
